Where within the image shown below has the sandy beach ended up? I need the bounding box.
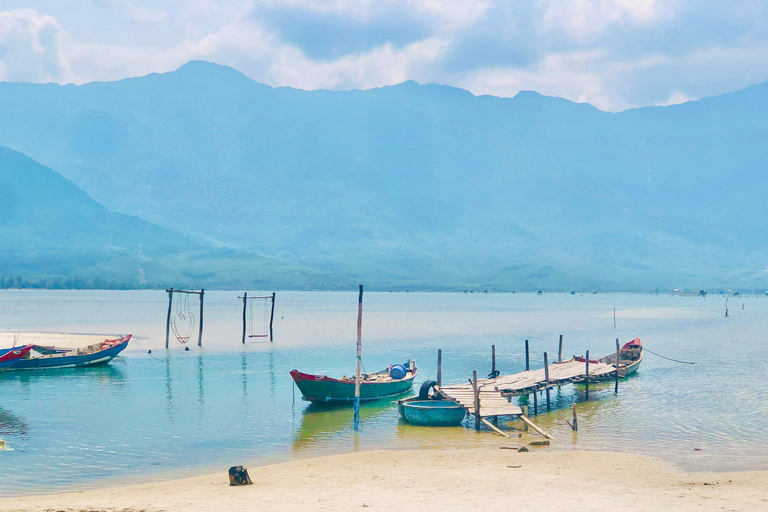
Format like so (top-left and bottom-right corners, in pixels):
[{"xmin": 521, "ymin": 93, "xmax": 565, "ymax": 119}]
[{"xmin": 3, "ymin": 448, "xmax": 767, "ymax": 512}]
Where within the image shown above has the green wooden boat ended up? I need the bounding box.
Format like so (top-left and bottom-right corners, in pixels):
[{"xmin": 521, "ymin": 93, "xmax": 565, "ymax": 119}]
[
  {"xmin": 290, "ymin": 360, "xmax": 417, "ymax": 403},
  {"xmin": 398, "ymin": 396, "xmax": 466, "ymax": 426}
]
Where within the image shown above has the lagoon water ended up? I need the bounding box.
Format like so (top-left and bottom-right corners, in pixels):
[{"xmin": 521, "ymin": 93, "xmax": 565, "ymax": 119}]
[{"xmin": 1, "ymin": 290, "xmax": 767, "ymax": 496}]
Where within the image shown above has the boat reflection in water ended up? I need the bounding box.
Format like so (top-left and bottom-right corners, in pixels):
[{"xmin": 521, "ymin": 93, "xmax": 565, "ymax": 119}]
[
  {"xmin": 0, "ymin": 408, "xmax": 28, "ymax": 438},
  {"xmin": 1, "ymin": 363, "xmax": 128, "ymax": 388},
  {"xmin": 292, "ymin": 399, "xmax": 399, "ymax": 452}
]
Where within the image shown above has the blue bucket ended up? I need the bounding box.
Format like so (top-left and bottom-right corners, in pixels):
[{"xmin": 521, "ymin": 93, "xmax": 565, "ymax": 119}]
[{"xmin": 389, "ymin": 364, "xmax": 407, "ymax": 380}]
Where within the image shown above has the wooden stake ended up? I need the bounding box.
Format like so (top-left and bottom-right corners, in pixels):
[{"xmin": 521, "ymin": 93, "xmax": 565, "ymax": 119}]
[
  {"xmin": 519, "ymin": 415, "xmax": 554, "ymax": 440},
  {"xmin": 615, "ymin": 338, "xmax": 620, "ymax": 395},
  {"xmin": 473, "ymin": 370, "xmax": 480, "ymax": 431},
  {"xmin": 533, "ymin": 388, "xmax": 538, "ymax": 415},
  {"xmin": 437, "ymin": 349, "xmax": 442, "ymax": 387},
  {"xmin": 481, "ymin": 418, "xmax": 509, "ymax": 437},
  {"xmin": 198, "ymin": 289, "xmax": 204, "ymax": 347},
  {"xmin": 269, "ymin": 292, "xmax": 276, "ymax": 342},
  {"xmin": 558, "ymin": 334, "xmax": 563, "ymax": 362},
  {"xmin": 241, "ymin": 292, "xmax": 247, "ymax": 344},
  {"xmin": 585, "ymin": 349, "xmax": 590, "ymax": 400},
  {"xmin": 165, "ymin": 288, "xmax": 173, "ymax": 349},
  {"xmin": 572, "ymin": 403, "xmax": 578, "ymax": 431},
  {"xmin": 523, "ymin": 405, "xmax": 529, "ymax": 431},
  {"xmin": 525, "ymin": 339, "xmax": 530, "ymax": 371},
  {"xmin": 544, "ymin": 352, "xmax": 551, "ymax": 411},
  {"xmin": 492, "ymin": 344, "xmax": 496, "ymax": 376},
  {"xmin": 354, "ymin": 285, "xmax": 363, "ymax": 430}
]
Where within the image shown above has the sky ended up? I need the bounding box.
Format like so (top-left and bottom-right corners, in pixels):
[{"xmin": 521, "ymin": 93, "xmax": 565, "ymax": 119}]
[{"xmin": 1, "ymin": 1, "xmax": 767, "ymax": 111}]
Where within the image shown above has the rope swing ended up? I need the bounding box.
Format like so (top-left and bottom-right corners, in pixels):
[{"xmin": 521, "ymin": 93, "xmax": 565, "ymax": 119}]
[{"xmin": 170, "ymin": 291, "xmax": 196, "ymax": 344}]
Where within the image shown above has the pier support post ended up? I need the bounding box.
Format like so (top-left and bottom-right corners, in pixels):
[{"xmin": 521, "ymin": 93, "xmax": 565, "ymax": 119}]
[
  {"xmin": 198, "ymin": 289, "xmax": 204, "ymax": 347},
  {"xmin": 532, "ymin": 389, "xmax": 538, "ymax": 415},
  {"xmin": 558, "ymin": 335, "xmax": 563, "ymax": 362},
  {"xmin": 525, "ymin": 340, "xmax": 530, "ymax": 371},
  {"xmin": 585, "ymin": 350, "xmax": 590, "ymax": 401},
  {"xmin": 492, "ymin": 344, "xmax": 496, "ymax": 376},
  {"xmin": 241, "ymin": 292, "xmax": 247, "ymax": 344},
  {"xmin": 615, "ymin": 338, "xmax": 620, "ymax": 395},
  {"xmin": 165, "ymin": 288, "xmax": 174, "ymax": 349},
  {"xmin": 437, "ymin": 349, "xmax": 442, "ymax": 387},
  {"xmin": 269, "ymin": 292, "xmax": 276, "ymax": 342},
  {"xmin": 544, "ymin": 352, "xmax": 551, "ymax": 411},
  {"xmin": 523, "ymin": 405, "xmax": 528, "ymax": 431},
  {"xmin": 473, "ymin": 370, "xmax": 480, "ymax": 431}
]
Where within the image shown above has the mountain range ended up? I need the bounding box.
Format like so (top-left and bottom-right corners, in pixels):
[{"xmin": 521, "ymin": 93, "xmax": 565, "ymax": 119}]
[{"xmin": 0, "ymin": 61, "xmax": 765, "ymax": 290}]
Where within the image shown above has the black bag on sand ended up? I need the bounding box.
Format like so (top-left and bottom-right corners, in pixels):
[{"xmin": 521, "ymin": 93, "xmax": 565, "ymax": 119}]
[{"xmin": 228, "ymin": 465, "xmax": 253, "ymax": 486}]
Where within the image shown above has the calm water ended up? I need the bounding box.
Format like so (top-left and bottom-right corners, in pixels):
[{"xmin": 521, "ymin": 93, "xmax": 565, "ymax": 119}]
[{"xmin": 1, "ymin": 290, "xmax": 767, "ymax": 496}]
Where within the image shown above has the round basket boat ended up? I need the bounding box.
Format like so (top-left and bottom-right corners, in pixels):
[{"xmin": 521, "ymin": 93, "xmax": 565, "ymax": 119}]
[{"xmin": 399, "ymin": 399, "xmax": 466, "ymax": 427}]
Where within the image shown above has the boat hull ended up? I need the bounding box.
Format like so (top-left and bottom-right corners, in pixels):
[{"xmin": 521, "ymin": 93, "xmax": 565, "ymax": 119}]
[
  {"xmin": 291, "ymin": 368, "xmax": 416, "ymax": 403},
  {"xmin": 398, "ymin": 398, "xmax": 466, "ymax": 426},
  {"xmin": 0, "ymin": 345, "xmax": 33, "ymax": 372},
  {"xmin": 5, "ymin": 339, "xmax": 130, "ymax": 371}
]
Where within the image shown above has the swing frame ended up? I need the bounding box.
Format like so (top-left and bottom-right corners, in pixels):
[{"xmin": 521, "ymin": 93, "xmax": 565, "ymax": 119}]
[
  {"xmin": 165, "ymin": 288, "xmax": 205, "ymax": 348},
  {"xmin": 238, "ymin": 292, "xmax": 276, "ymax": 343}
]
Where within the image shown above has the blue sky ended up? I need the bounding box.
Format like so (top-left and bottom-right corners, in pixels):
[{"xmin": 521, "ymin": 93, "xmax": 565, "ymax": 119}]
[{"xmin": 1, "ymin": 1, "xmax": 767, "ymax": 111}]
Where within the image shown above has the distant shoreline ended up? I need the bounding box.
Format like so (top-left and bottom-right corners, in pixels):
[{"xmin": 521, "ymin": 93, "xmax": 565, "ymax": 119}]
[{"xmin": 2, "ymin": 448, "xmax": 767, "ymax": 511}]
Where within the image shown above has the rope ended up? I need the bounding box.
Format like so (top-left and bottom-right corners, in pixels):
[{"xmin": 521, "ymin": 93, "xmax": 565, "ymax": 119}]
[
  {"xmin": 643, "ymin": 347, "xmax": 696, "ymax": 365},
  {"xmin": 131, "ymin": 338, "xmax": 166, "ymax": 363}
]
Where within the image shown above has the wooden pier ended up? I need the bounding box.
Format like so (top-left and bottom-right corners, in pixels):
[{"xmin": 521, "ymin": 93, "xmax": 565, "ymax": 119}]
[{"xmin": 484, "ymin": 357, "xmax": 620, "ymax": 396}]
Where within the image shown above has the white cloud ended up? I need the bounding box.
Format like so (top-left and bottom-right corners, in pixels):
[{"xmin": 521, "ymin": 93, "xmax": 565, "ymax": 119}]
[
  {"xmin": 0, "ymin": 2, "xmax": 767, "ymax": 110},
  {"xmin": 658, "ymin": 91, "xmax": 691, "ymax": 106},
  {"xmin": 541, "ymin": 0, "xmax": 668, "ymax": 43},
  {"xmin": 130, "ymin": 6, "xmax": 167, "ymax": 24},
  {"xmin": 0, "ymin": 9, "xmax": 68, "ymax": 82}
]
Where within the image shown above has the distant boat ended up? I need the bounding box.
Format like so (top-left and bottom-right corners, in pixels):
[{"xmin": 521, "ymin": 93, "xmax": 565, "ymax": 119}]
[
  {"xmin": 3, "ymin": 335, "xmax": 131, "ymax": 371},
  {"xmin": 290, "ymin": 361, "xmax": 417, "ymax": 403},
  {"xmin": 0, "ymin": 345, "xmax": 34, "ymax": 372}
]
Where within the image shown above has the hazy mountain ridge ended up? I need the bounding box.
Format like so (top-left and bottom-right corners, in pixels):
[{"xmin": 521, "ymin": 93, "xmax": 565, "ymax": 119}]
[
  {"xmin": 0, "ymin": 146, "xmax": 339, "ymax": 289},
  {"xmin": 0, "ymin": 61, "xmax": 765, "ymax": 290}
]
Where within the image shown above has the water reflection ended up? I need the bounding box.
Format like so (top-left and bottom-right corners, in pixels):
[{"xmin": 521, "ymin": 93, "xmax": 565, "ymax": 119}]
[
  {"xmin": 1, "ymin": 364, "xmax": 127, "ymax": 388},
  {"xmin": 0, "ymin": 408, "xmax": 28, "ymax": 437},
  {"xmin": 197, "ymin": 353, "xmax": 205, "ymax": 412},
  {"xmin": 268, "ymin": 349, "xmax": 276, "ymax": 402},
  {"xmin": 241, "ymin": 351, "xmax": 248, "ymax": 405},
  {"xmin": 292, "ymin": 400, "xmax": 398, "ymax": 451},
  {"xmin": 165, "ymin": 354, "xmax": 174, "ymax": 421}
]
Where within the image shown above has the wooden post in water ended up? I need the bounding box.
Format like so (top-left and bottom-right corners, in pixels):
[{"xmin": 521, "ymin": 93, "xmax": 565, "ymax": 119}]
[
  {"xmin": 492, "ymin": 345, "xmax": 496, "ymax": 376},
  {"xmin": 473, "ymin": 370, "xmax": 480, "ymax": 431},
  {"xmin": 437, "ymin": 349, "xmax": 442, "ymax": 387},
  {"xmin": 558, "ymin": 335, "xmax": 563, "ymax": 362},
  {"xmin": 241, "ymin": 292, "xmax": 247, "ymax": 344},
  {"xmin": 532, "ymin": 389, "xmax": 538, "ymax": 415},
  {"xmin": 522, "ymin": 405, "xmax": 529, "ymax": 431},
  {"xmin": 165, "ymin": 288, "xmax": 174, "ymax": 349},
  {"xmin": 525, "ymin": 340, "xmax": 530, "ymax": 371},
  {"xmin": 585, "ymin": 349, "xmax": 590, "ymax": 400},
  {"xmin": 198, "ymin": 289, "xmax": 205, "ymax": 347},
  {"xmin": 354, "ymin": 285, "xmax": 363, "ymax": 430},
  {"xmin": 572, "ymin": 403, "xmax": 578, "ymax": 431},
  {"xmin": 614, "ymin": 338, "xmax": 620, "ymax": 394},
  {"xmin": 544, "ymin": 352, "xmax": 551, "ymax": 411},
  {"xmin": 269, "ymin": 292, "xmax": 276, "ymax": 342}
]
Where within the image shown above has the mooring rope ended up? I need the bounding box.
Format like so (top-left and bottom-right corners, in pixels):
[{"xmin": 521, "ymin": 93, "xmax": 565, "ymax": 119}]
[
  {"xmin": 643, "ymin": 347, "xmax": 696, "ymax": 365},
  {"xmin": 131, "ymin": 338, "xmax": 166, "ymax": 363}
]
